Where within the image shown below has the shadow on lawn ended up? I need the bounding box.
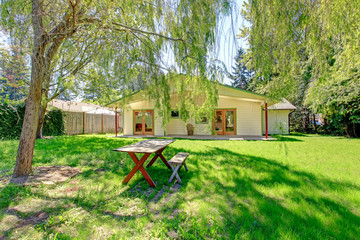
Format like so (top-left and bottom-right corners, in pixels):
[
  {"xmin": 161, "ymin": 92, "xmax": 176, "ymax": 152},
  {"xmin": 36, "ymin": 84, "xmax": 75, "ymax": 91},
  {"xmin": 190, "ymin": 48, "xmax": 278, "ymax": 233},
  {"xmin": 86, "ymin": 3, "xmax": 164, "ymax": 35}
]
[
  {"xmin": 1, "ymin": 136, "xmax": 360, "ymax": 239},
  {"xmin": 33, "ymin": 135, "xmax": 140, "ymax": 168},
  {"xmin": 273, "ymin": 135, "xmax": 303, "ymax": 142},
  {"xmin": 164, "ymin": 146, "xmax": 360, "ymax": 239}
]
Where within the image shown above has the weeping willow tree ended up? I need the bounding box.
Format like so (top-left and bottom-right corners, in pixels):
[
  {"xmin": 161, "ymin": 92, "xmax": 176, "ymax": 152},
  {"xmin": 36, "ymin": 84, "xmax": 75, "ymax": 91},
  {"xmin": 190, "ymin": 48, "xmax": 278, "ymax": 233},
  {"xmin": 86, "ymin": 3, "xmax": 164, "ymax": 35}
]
[
  {"xmin": 241, "ymin": 0, "xmax": 360, "ymax": 136},
  {"xmin": 1, "ymin": 0, "xmax": 233, "ymax": 176}
]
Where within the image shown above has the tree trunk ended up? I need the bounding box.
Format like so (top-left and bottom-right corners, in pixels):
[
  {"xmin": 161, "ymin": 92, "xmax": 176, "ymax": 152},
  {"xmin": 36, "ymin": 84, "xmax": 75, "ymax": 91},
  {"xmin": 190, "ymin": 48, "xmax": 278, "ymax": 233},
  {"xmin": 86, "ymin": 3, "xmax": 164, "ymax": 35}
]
[
  {"xmin": 13, "ymin": 0, "xmax": 81, "ymax": 176},
  {"xmin": 353, "ymin": 123, "xmax": 358, "ymax": 138},
  {"xmin": 13, "ymin": 0, "xmax": 45, "ymax": 177},
  {"xmin": 312, "ymin": 113, "xmax": 317, "ymax": 132},
  {"xmin": 36, "ymin": 103, "xmax": 47, "ymax": 139},
  {"xmin": 14, "ymin": 52, "xmax": 44, "ymax": 176}
]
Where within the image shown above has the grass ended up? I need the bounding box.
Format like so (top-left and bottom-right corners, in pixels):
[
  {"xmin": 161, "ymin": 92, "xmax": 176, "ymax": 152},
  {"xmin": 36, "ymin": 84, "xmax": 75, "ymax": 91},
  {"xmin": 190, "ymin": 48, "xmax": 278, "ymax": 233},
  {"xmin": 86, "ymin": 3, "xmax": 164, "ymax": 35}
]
[{"xmin": 0, "ymin": 134, "xmax": 359, "ymax": 239}]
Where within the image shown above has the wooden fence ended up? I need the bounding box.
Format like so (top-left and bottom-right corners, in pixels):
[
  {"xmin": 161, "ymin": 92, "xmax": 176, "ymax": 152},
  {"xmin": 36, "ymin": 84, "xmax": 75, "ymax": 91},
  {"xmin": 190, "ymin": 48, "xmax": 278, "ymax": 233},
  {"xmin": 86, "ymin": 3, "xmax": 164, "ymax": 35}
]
[{"xmin": 63, "ymin": 112, "xmax": 123, "ymax": 135}]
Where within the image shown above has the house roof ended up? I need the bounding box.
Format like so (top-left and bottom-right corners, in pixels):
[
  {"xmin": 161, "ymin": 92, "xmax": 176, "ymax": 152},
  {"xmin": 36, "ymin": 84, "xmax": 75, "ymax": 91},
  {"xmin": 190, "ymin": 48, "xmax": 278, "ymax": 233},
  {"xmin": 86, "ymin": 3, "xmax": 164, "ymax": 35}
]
[
  {"xmin": 220, "ymin": 84, "xmax": 268, "ymax": 98},
  {"xmin": 217, "ymin": 84, "xmax": 269, "ymax": 102},
  {"xmin": 267, "ymin": 98, "xmax": 296, "ymax": 110},
  {"xmin": 49, "ymin": 99, "xmax": 117, "ymax": 114},
  {"xmin": 106, "ymin": 83, "xmax": 272, "ymax": 108}
]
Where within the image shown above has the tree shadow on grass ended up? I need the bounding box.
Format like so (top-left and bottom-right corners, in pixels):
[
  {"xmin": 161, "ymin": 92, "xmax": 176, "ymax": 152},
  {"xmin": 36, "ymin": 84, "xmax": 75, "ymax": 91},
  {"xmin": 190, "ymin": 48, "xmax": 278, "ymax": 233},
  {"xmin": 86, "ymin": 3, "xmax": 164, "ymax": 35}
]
[
  {"xmin": 2, "ymin": 136, "xmax": 360, "ymax": 239},
  {"xmin": 273, "ymin": 135, "xmax": 303, "ymax": 142},
  {"xmin": 32, "ymin": 135, "xmax": 140, "ymax": 168},
  {"xmin": 165, "ymin": 146, "xmax": 360, "ymax": 239}
]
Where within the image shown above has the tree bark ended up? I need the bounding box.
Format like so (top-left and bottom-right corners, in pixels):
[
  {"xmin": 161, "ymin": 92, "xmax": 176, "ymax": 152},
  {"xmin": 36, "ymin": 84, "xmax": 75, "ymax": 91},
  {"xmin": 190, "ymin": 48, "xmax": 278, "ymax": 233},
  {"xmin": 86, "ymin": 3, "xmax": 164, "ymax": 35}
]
[
  {"xmin": 13, "ymin": 0, "xmax": 45, "ymax": 177},
  {"xmin": 36, "ymin": 103, "xmax": 47, "ymax": 139},
  {"xmin": 312, "ymin": 113, "xmax": 317, "ymax": 132},
  {"xmin": 13, "ymin": 1, "xmax": 81, "ymax": 176}
]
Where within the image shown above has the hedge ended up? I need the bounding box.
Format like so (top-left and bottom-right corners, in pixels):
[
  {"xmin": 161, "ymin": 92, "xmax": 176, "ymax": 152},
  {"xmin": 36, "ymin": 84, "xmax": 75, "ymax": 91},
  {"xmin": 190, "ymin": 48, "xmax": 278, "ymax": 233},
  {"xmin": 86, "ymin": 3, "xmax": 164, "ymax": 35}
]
[
  {"xmin": 42, "ymin": 108, "xmax": 65, "ymax": 136},
  {"xmin": 0, "ymin": 103, "xmax": 64, "ymax": 140}
]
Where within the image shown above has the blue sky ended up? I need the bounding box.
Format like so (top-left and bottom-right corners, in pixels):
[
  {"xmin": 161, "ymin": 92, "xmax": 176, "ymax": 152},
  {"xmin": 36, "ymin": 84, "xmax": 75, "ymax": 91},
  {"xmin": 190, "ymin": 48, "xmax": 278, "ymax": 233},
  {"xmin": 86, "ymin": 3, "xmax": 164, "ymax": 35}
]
[{"xmin": 216, "ymin": 0, "xmax": 248, "ymax": 85}]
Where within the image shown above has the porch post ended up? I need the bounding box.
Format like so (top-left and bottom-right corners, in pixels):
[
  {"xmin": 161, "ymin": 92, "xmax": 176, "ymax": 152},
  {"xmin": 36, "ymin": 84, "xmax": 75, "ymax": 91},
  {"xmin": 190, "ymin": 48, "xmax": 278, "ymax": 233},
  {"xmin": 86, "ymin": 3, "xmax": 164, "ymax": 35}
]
[
  {"xmin": 265, "ymin": 102, "xmax": 268, "ymax": 139},
  {"xmin": 115, "ymin": 107, "xmax": 118, "ymax": 137}
]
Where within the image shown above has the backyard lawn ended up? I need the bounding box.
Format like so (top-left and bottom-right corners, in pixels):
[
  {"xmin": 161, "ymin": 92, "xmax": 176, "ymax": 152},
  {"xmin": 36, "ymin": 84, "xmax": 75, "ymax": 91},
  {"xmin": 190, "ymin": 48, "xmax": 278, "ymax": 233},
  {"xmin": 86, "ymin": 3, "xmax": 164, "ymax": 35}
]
[{"xmin": 0, "ymin": 134, "xmax": 359, "ymax": 239}]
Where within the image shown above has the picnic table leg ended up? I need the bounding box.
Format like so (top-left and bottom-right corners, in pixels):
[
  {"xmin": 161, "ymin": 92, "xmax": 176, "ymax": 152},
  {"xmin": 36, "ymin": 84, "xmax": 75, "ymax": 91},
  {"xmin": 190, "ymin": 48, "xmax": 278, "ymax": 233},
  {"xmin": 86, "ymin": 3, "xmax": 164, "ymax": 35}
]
[
  {"xmin": 159, "ymin": 152, "xmax": 172, "ymax": 169},
  {"xmin": 123, "ymin": 152, "xmax": 156, "ymax": 187},
  {"xmin": 146, "ymin": 147, "xmax": 164, "ymax": 167},
  {"xmin": 146, "ymin": 148, "xmax": 171, "ymax": 169}
]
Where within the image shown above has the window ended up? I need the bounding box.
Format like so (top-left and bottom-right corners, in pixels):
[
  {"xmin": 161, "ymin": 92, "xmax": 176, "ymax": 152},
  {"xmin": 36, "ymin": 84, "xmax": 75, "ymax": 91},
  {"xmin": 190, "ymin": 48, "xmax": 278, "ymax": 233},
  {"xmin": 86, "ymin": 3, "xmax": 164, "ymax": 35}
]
[
  {"xmin": 171, "ymin": 110, "xmax": 180, "ymax": 118},
  {"xmin": 196, "ymin": 116, "xmax": 208, "ymax": 124}
]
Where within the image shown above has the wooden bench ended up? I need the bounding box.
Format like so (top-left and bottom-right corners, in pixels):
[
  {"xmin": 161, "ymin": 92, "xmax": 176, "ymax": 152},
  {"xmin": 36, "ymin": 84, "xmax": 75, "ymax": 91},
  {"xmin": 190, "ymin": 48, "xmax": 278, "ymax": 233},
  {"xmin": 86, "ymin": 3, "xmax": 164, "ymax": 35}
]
[{"xmin": 168, "ymin": 152, "xmax": 189, "ymax": 183}]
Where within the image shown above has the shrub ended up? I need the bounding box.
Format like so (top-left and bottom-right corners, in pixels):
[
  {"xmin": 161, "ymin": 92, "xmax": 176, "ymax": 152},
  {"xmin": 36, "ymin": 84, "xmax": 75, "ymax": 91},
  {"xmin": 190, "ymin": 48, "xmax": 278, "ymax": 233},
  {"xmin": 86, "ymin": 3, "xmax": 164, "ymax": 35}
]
[
  {"xmin": 0, "ymin": 103, "xmax": 25, "ymax": 140},
  {"xmin": 42, "ymin": 108, "xmax": 65, "ymax": 136},
  {"xmin": 0, "ymin": 103, "xmax": 64, "ymax": 140}
]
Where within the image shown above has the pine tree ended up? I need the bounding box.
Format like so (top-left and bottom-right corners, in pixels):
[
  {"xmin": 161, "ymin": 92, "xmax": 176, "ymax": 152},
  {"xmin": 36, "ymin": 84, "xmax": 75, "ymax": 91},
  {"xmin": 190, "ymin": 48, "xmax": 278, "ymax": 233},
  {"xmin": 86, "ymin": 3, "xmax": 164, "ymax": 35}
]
[{"xmin": 230, "ymin": 47, "xmax": 251, "ymax": 90}]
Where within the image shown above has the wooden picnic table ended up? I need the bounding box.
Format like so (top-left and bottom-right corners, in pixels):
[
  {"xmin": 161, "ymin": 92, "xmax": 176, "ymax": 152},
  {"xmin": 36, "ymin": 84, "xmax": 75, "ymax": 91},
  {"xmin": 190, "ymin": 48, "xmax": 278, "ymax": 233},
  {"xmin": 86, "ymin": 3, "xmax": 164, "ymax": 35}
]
[{"xmin": 113, "ymin": 139, "xmax": 175, "ymax": 187}]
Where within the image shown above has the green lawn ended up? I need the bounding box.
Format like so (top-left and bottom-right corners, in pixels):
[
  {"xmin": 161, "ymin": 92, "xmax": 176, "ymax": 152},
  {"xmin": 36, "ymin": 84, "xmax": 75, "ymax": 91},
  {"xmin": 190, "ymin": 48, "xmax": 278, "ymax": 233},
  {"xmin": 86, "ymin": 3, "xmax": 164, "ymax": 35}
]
[{"xmin": 0, "ymin": 134, "xmax": 360, "ymax": 239}]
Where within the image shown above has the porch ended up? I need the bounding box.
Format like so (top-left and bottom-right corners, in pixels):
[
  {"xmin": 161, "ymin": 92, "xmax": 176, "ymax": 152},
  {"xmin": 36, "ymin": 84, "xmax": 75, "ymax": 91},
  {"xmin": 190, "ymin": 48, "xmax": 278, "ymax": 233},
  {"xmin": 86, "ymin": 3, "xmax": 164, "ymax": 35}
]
[{"xmin": 114, "ymin": 135, "xmax": 276, "ymax": 141}]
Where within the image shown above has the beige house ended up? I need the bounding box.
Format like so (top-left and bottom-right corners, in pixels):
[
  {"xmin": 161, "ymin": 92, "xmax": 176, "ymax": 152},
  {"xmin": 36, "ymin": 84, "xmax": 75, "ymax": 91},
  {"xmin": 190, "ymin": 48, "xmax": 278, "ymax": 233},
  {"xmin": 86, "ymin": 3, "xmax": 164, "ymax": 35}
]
[{"xmin": 109, "ymin": 85, "xmax": 295, "ymax": 137}]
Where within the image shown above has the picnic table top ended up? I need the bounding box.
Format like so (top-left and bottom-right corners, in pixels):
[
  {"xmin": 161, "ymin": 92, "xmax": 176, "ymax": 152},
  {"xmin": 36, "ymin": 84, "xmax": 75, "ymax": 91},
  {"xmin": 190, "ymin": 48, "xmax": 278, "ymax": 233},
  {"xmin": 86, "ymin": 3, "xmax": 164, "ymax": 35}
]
[{"xmin": 113, "ymin": 139, "xmax": 175, "ymax": 153}]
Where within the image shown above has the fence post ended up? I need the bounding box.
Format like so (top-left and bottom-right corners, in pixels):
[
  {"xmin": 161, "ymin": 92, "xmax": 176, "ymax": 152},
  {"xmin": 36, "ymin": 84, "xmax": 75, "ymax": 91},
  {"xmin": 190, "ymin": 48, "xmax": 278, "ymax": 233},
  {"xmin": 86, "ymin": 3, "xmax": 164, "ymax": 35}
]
[{"xmin": 115, "ymin": 107, "xmax": 118, "ymax": 137}]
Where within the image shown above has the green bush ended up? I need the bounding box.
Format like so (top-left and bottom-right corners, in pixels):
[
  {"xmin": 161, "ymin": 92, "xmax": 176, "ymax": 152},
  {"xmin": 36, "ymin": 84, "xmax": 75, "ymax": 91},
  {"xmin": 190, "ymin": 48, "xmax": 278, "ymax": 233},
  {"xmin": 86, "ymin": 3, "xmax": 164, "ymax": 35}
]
[
  {"xmin": 0, "ymin": 103, "xmax": 64, "ymax": 140},
  {"xmin": 0, "ymin": 103, "xmax": 25, "ymax": 140},
  {"xmin": 42, "ymin": 108, "xmax": 65, "ymax": 136}
]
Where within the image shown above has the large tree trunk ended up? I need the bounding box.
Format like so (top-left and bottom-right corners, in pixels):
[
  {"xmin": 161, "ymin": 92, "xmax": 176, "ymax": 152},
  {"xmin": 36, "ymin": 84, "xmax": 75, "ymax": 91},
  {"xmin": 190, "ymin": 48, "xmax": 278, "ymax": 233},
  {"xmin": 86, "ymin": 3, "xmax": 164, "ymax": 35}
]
[
  {"xmin": 13, "ymin": 1, "xmax": 83, "ymax": 176},
  {"xmin": 13, "ymin": 0, "xmax": 45, "ymax": 177},
  {"xmin": 14, "ymin": 51, "xmax": 44, "ymax": 176},
  {"xmin": 36, "ymin": 103, "xmax": 47, "ymax": 139}
]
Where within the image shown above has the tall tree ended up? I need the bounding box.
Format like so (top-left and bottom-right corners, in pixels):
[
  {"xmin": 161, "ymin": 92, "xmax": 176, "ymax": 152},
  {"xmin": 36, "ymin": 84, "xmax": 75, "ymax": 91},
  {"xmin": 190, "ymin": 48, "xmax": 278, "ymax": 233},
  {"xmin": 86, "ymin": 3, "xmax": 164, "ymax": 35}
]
[
  {"xmin": 240, "ymin": 0, "xmax": 360, "ymax": 136},
  {"xmin": 0, "ymin": 43, "xmax": 29, "ymax": 104},
  {"xmin": 1, "ymin": 0, "xmax": 233, "ymax": 176},
  {"xmin": 230, "ymin": 47, "xmax": 251, "ymax": 90}
]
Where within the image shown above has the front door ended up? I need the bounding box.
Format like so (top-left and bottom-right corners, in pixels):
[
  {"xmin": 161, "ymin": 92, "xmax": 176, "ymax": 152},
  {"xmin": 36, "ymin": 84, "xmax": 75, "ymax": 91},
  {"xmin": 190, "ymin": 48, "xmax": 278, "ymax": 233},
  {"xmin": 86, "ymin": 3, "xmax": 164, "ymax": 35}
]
[
  {"xmin": 134, "ymin": 110, "xmax": 154, "ymax": 135},
  {"xmin": 213, "ymin": 109, "xmax": 235, "ymax": 135}
]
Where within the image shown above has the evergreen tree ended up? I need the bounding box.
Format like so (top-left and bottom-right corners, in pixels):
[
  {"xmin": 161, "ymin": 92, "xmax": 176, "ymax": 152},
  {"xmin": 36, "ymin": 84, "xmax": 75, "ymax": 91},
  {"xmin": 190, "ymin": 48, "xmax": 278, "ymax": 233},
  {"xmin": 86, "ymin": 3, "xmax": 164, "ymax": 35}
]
[
  {"xmin": 0, "ymin": 45, "xmax": 29, "ymax": 104},
  {"xmin": 230, "ymin": 47, "xmax": 251, "ymax": 90}
]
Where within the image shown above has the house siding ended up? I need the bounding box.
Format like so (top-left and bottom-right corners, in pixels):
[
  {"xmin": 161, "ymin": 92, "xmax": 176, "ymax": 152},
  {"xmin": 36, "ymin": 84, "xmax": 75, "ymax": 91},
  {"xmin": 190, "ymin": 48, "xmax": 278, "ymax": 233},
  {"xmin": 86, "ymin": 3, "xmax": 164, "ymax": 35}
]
[
  {"xmin": 217, "ymin": 96, "xmax": 262, "ymax": 136},
  {"xmin": 122, "ymin": 85, "xmax": 266, "ymax": 136},
  {"xmin": 166, "ymin": 118, "xmax": 212, "ymax": 135},
  {"xmin": 123, "ymin": 100, "xmax": 165, "ymax": 136},
  {"xmin": 166, "ymin": 119, "xmax": 186, "ymax": 135},
  {"xmin": 262, "ymin": 110, "xmax": 291, "ymax": 134}
]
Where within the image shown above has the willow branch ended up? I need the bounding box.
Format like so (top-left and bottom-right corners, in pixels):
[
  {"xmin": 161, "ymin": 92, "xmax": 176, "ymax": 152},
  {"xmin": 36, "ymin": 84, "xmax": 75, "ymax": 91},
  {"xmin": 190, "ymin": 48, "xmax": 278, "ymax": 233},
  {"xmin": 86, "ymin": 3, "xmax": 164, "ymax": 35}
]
[{"xmin": 111, "ymin": 22, "xmax": 184, "ymax": 42}]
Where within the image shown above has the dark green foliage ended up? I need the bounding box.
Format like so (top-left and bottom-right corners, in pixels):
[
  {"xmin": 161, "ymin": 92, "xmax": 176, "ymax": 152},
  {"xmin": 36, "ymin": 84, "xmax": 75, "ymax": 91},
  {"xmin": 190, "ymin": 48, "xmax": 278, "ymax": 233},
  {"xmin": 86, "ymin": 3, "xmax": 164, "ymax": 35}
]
[
  {"xmin": 319, "ymin": 98, "xmax": 360, "ymax": 137},
  {"xmin": 241, "ymin": 1, "xmax": 360, "ymax": 137},
  {"xmin": 290, "ymin": 109, "xmax": 316, "ymax": 133},
  {"xmin": 0, "ymin": 104, "xmax": 64, "ymax": 139},
  {"xmin": 0, "ymin": 103, "xmax": 25, "ymax": 140},
  {"xmin": 42, "ymin": 109, "xmax": 65, "ymax": 136}
]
